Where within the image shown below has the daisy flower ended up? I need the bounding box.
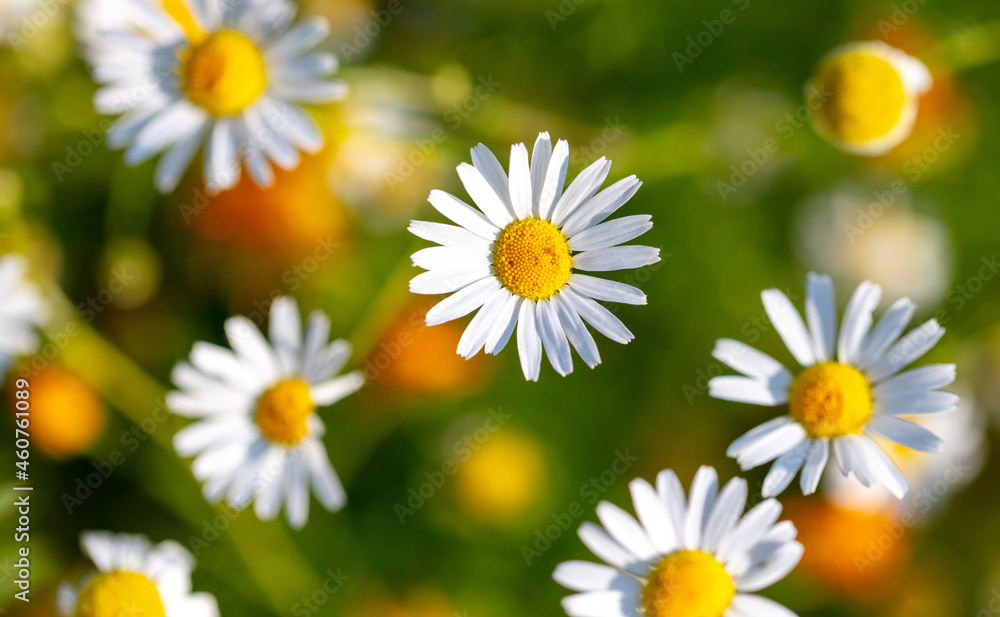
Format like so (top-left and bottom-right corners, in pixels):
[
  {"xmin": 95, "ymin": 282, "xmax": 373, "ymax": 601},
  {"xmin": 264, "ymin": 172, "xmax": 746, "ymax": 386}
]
[
  {"xmin": 710, "ymin": 273, "xmax": 957, "ymax": 499},
  {"xmin": 810, "ymin": 41, "xmax": 932, "ymax": 156},
  {"xmin": 76, "ymin": 0, "xmax": 346, "ymax": 193},
  {"xmin": 168, "ymin": 296, "xmax": 363, "ymax": 529},
  {"xmin": 57, "ymin": 531, "xmax": 219, "ymax": 617},
  {"xmin": 554, "ymin": 466, "xmax": 802, "ymax": 617},
  {"xmin": 0, "ymin": 254, "xmax": 47, "ymax": 375},
  {"xmin": 408, "ymin": 132, "xmax": 660, "ymax": 381}
]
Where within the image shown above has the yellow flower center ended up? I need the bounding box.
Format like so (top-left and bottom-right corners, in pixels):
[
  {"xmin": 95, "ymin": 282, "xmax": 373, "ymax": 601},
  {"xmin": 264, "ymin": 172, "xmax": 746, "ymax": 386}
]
[
  {"xmin": 181, "ymin": 30, "xmax": 267, "ymax": 116},
  {"xmin": 643, "ymin": 551, "xmax": 735, "ymax": 617},
  {"xmin": 75, "ymin": 572, "xmax": 165, "ymax": 617},
  {"xmin": 817, "ymin": 51, "xmax": 906, "ymax": 144},
  {"xmin": 254, "ymin": 379, "xmax": 315, "ymax": 445},
  {"xmin": 789, "ymin": 362, "xmax": 873, "ymax": 438},
  {"xmin": 492, "ymin": 218, "xmax": 572, "ymax": 300}
]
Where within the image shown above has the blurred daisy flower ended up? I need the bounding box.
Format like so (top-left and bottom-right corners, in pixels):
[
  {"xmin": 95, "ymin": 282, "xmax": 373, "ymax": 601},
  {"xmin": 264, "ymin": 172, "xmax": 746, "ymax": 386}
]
[
  {"xmin": 168, "ymin": 296, "xmax": 363, "ymax": 529},
  {"xmin": 811, "ymin": 41, "xmax": 931, "ymax": 156},
  {"xmin": 409, "ymin": 132, "xmax": 660, "ymax": 382},
  {"xmin": 793, "ymin": 181, "xmax": 953, "ymax": 308},
  {"xmin": 710, "ymin": 273, "xmax": 957, "ymax": 498},
  {"xmin": 554, "ymin": 466, "xmax": 802, "ymax": 617},
  {"xmin": 0, "ymin": 254, "xmax": 47, "ymax": 375},
  {"xmin": 57, "ymin": 531, "xmax": 219, "ymax": 617},
  {"xmin": 76, "ymin": 0, "xmax": 346, "ymax": 193}
]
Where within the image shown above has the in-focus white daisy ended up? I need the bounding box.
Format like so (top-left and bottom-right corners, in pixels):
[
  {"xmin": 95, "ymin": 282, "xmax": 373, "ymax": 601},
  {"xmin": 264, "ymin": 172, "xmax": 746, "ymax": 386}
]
[
  {"xmin": 408, "ymin": 132, "xmax": 660, "ymax": 381},
  {"xmin": 554, "ymin": 466, "xmax": 802, "ymax": 617},
  {"xmin": 710, "ymin": 273, "xmax": 957, "ymax": 499},
  {"xmin": 0, "ymin": 254, "xmax": 47, "ymax": 374},
  {"xmin": 76, "ymin": 0, "xmax": 346, "ymax": 193},
  {"xmin": 57, "ymin": 531, "xmax": 219, "ymax": 617},
  {"xmin": 168, "ymin": 296, "xmax": 363, "ymax": 529},
  {"xmin": 810, "ymin": 41, "xmax": 932, "ymax": 156}
]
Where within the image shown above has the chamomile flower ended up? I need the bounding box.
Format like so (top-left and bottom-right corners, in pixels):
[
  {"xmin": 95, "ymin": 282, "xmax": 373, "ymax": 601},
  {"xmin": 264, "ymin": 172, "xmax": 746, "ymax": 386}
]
[
  {"xmin": 408, "ymin": 132, "xmax": 660, "ymax": 381},
  {"xmin": 810, "ymin": 41, "xmax": 932, "ymax": 156},
  {"xmin": 0, "ymin": 253, "xmax": 47, "ymax": 375},
  {"xmin": 76, "ymin": 0, "xmax": 347, "ymax": 193},
  {"xmin": 710, "ymin": 273, "xmax": 957, "ymax": 499},
  {"xmin": 168, "ymin": 296, "xmax": 363, "ymax": 529},
  {"xmin": 554, "ymin": 466, "xmax": 802, "ymax": 617},
  {"xmin": 57, "ymin": 531, "xmax": 219, "ymax": 617}
]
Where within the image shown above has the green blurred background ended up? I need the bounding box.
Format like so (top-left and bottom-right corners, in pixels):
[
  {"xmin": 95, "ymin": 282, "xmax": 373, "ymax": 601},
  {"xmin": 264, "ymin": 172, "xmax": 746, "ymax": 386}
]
[{"xmin": 2, "ymin": 0, "xmax": 1000, "ymax": 615}]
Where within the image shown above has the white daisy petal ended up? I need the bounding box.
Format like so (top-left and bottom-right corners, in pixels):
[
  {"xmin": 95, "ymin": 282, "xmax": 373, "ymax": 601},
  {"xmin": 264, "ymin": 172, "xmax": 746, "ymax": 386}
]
[
  {"xmin": 302, "ymin": 438, "xmax": 347, "ymax": 511},
  {"xmin": 560, "ymin": 175, "xmax": 643, "ymax": 239},
  {"xmin": 409, "ymin": 267, "xmax": 491, "ymax": 295},
  {"xmin": 553, "ymin": 295, "xmax": 601, "ymax": 369},
  {"xmin": 573, "ymin": 246, "xmax": 660, "ymax": 272},
  {"xmin": 508, "ymin": 143, "xmax": 533, "ymax": 219},
  {"xmin": 596, "ymin": 501, "xmax": 657, "ymax": 561},
  {"xmin": 867, "ymin": 415, "xmax": 943, "ymax": 452},
  {"xmin": 716, "ymin": 499, "xmax": 783, "ymax": 564},
  {"xmin": 709, "ymin": 376, "xmax": 788, "ymax": 406},
  {"xmin": 407, "ymin": 220, "xmax": 491, "ymax": 248},
  {"xmin": 485, "ymin": 292, "xmax": 521, "ymax": 355},
  {"xmin": 516, "ymin": 299, "xmax": 543, "ymax": 381},
  {"xmin": 310, "ymin": 371, "xmax": 364, "ymax": 406},
  {"xmin": 804, "ymin": 272, "xmax": 836, "ymax": 362},
  {"xmin": 567, "ymin": 215, "xmax": 653, "ymax": 252},
  {"xmin": 873, "ymin": 364, "xmax": 956, "ymax": 396},
  {"xmin": 425, "ymin": 277, "xmax": 501, "ymax": 326},
  {"xmin": 553, "ymin": 561, "xmax": 637, "ymax": 593},
  {"xmin": 873, "ymin": 389, "xmax": 959, "ymax": 415},
  {"xmin": 728, "ymin": 420, "xmax": 807, "ymax": 471},
  {"xmin": 426, "ymin": 190, "xmax": 500, "ymax": 240},
  {"xmin": 568, "ymin": 273, "xmax": 647, "ymax": 306},
  {"xmin": 836, "ymin": 281, "xmax": 882, "ymax": 366},
  {"xmin": 470, "ymin": 143, "xmax": 513, "ymax": 211},
  {"xmin": 559, "ymin": 287, "xmax": 634, "ymax": 345},
  {"xmin": 538, "ymin": 139, "xmax": 570, "ymax": 219},
  {"xmin": 457, "ymin": 162, "xmax": 515, "ymax": 228},
  {"xmin": 854, "ymin": 436, "xmax": 908, "ymax": 499},
  {"xmin": 683, "ymin": 466, "xmax": 718, "ymax": 550},
  {"xmin": 728, "ymin": 594, "xmax": 798, "ymax": 617},
  {"xmin": 712, "ymin": 339, "xmax": 793, "ymax": 383},
  {"xmin": 629, "ymin": 477, "xmax": 679, "ymax": 555},
  {"xmin": 702, "ymin": 477, "xmax": 749, "ymax": 553},
  {"xmin": 529, "ymin": 132, "xmax": 553, "ymax": 216},
  {"xmin": 761, "ymin": 438, "xmax": 809, "ymax": 498},
  {"xmin": 857, "ymin": 297, "xmax": 916, "ymax": 370},
  {"xmin": 457, "ymin": 288, "xmax": 510, "ymax": 359},
  {"xmin": 761, "ymin": 289, "xmax": 815, "ymax": 367},
  {"xmin": 734, "ymin": 542, "xmax": 803, "ymax": 592},
  {"xmin": 550, "ymin": 158, "xmax": 611, "ymax": 227},
  {"xmin": 799, "ymin": 438, "xmax": 829, "ymax": 495},
  {"xmin": 865, "ymin": 319, "xmax": 945, "ymax": 382},
  {"xmin": 577, "ymin": 523, "xmax": 646, "ymax": 575},
  {"xmin": 537, "ymin": 298, "xmax": 574, "ymax": 377},
  {"xmin": 841, "ymin": 434, "xmax": 875, "ymax": 487},
  {"xmin": 561, "ymin": 591, "xmax": 635, "ymax": 617}
]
